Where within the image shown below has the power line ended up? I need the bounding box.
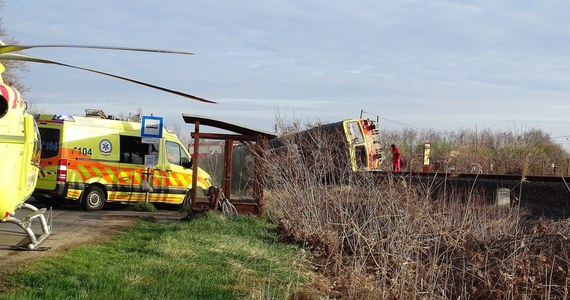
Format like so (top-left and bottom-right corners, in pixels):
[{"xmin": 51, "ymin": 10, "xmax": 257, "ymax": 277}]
[{"xmin": 378, "ymin": 116, "xmax": 416, "ymax": 128}]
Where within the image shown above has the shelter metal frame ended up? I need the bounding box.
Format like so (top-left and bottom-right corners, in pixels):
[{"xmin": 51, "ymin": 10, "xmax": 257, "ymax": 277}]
[{"xmin": 182, "ymin": 114, "xmax": 276, "ymax": 216}]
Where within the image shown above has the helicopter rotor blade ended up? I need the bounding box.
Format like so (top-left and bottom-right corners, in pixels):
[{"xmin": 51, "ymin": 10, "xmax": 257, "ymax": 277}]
[
  {"xmin": 0, "ymin": 53, "xmax": 215, "ymax": 104},
  {"xmin": 0, "ymin": 44, "xmax": 195, "ymax": 55}
]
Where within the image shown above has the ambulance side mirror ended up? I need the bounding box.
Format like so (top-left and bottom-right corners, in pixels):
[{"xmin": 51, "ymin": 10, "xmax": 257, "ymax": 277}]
[{"xmin": 181, "ymin": 156, "xmax": 192, "ymax": 169}]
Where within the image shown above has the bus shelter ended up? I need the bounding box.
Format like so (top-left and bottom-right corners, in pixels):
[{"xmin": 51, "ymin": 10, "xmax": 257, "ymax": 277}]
[{"xmin": 182, "ymin": 114, "xmax": 276, "ymax": 216}]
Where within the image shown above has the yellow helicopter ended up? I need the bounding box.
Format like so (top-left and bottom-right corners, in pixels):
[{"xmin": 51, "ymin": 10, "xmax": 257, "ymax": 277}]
[{"xmin": 0, "ymin": 43, "xmax": 215, "ymax": 250}]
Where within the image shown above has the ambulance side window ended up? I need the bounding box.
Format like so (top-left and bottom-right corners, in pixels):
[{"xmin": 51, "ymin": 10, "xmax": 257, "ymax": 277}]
[
  {"xmin": 120, "ymin": 136, "xmax": 157, "ymax": 164},
  {"xmin": 165, "ymin": 141, "xmax": 189, "ymax": 166}
]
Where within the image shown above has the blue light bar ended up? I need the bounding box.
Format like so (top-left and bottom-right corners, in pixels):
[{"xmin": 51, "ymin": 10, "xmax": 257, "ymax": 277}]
[{"xmin": 52, "ymin": 114, "xmax": 75, "ymax": 121}]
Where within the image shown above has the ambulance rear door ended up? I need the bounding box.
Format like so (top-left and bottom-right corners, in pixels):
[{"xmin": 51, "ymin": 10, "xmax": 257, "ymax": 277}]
[{"xmin": 36, "ymin": 121, "xmax": 63, "ymax": 192}]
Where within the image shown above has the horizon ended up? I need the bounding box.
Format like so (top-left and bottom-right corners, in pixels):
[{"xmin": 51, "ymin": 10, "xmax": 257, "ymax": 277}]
[{"xmin": 4, "ymin": 1, "xmax": 570, "ymax": 150}]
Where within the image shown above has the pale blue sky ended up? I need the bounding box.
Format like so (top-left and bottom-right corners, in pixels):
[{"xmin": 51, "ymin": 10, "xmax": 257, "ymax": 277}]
[{"xmin": 4, "ymin": 0, "xmax": 570, "ymax": 147}]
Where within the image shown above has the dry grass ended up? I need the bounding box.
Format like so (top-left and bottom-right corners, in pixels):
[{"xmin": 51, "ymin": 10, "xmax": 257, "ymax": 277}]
[{"xmin": 260, "ymin": 126, "xmax": 570, "ymax": 299}]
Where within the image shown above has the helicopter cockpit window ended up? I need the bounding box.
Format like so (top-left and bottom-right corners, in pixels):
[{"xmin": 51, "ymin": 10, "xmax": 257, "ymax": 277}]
[
  {"xmin": 39, "ymin": 128, "xmax": 61, "ymax": 159},
  {"xmin": 32, "ymin": 122, "xmax": 42, "ymax": 165}
]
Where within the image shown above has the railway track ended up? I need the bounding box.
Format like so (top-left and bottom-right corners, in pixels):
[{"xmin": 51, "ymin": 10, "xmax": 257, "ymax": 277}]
[
  {"xmin": 372, "ymin": 171, "xmax": 570, "ymax": 219},
  {"xmin": 374, "ymin": 171, "xmax": 570, "ymax": 184}
]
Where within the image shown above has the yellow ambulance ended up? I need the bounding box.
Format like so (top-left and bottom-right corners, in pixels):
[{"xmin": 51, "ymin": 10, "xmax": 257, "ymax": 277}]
[{"xmin": 33, "ymin": 113, "xmax": 212, "ymax": 210}]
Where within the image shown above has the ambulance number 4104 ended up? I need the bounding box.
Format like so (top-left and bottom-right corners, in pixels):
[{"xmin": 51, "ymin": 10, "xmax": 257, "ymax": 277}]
[{"xmin": 72, "ymin": 147, "xmax": 92, "ymax": 156}]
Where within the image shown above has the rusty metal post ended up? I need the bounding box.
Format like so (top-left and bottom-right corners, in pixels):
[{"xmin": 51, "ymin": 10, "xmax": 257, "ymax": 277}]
[
  {"xmin": 253, "ymin": 138, "xmax": 267, "ymax": 217},
  {"xmin": 191, "ymin": 121, "xmax": 200, "ymax": 209},
  {"xmin": 422, "ymin": 142, "xmax": 431, "ymax": 172},
  {"xmin": 223, "ymin": 138, "xmax": 234, "ymax": 201}
]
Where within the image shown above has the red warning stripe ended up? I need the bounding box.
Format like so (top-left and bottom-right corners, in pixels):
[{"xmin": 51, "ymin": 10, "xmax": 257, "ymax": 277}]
[
  {"xmin": 0, "ymin": 84, "xmax": 9, "ymax": 104},
  {"xmin": 10, "ymin": 86, "xmax": 21, "ymax": 107},
  {"xmin": 0, "ymin": 84, "xmax": 22, "ymax": 109}
]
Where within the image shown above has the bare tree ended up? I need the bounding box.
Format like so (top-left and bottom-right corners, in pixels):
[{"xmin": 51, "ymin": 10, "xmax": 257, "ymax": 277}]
[
  {"xmin": 382, "ymin": 127, "xmax": 569, "ymax": 175},
  {"xmin": 0, "ymin": 1, "xmax": 29, "ymax": 94},
  {"xmin": 170, "ymin": 123, "xmax": 190, "ymax": 147}
]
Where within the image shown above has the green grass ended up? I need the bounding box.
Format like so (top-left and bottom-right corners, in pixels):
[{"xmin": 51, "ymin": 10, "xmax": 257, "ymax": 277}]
[
  {"xmin": 0, "ymin": 212, "xmax": 310, "ymax": 299},
  {"xmin": 128, "ymin": 201, "xmax": 157, "ymax": 212}
]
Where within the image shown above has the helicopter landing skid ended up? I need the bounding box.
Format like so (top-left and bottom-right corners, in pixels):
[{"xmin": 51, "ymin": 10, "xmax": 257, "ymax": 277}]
[{"xmin": 5, "ymin": 202, "xmax": 52, "ymax": 250}]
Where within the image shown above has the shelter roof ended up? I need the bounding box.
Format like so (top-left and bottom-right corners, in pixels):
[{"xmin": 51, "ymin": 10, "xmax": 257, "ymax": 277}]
[{"xmin": 182, "ymin": 114, "xmax": 276, "ymax": 139}]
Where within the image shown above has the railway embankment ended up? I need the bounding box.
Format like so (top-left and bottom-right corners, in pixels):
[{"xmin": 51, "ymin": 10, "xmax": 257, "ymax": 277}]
[{"xmin": 402, "ymin": 172, "xmax": 570, "ymax": 219}]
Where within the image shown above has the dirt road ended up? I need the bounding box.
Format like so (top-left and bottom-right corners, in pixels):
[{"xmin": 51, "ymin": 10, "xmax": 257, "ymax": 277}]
[{"xmin": 0, "ymin": 198, "xmax": 186, "ymax": 277}]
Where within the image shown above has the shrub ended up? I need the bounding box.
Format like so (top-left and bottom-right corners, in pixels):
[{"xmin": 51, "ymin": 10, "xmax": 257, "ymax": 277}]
[
  {"xmin": 381, "ymin": 127, "xmax": 569, "ymax": 175},
  {"xmin": 262, "ymin": 124, "xmax": 570, "ymax": 299},
  {"xmin": 130, "ymin": 201, "xmax": 157, "ymax": 212}
]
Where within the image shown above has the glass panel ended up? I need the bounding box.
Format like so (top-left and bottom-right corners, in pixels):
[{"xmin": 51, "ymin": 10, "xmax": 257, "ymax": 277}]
[
  {"xmin": 39, "ymin": 128, "xmax": 61, "ymax": 159},
  {"xmin": 346, "ymin": 121, "xmax": 364, "ymax": 144},
  {"xmin": 166, "ymin": 141, "xmax": 181, "ymax": 165},
  {"xmin": 120, "ymin": 136, "xmax": 158, "ymax": 165}
]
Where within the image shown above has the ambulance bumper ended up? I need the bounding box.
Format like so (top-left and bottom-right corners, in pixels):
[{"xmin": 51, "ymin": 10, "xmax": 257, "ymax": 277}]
[{"xmin": 33, "ymin": 182, "xmax": 68, "ymax": 198}]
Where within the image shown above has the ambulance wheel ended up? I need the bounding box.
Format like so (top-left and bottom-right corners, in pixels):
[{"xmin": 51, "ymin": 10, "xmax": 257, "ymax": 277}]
[
  {"xmin": 82, "ymin": 186, "xmax": 106, "ymax": 211},
  {"xmin": 182, "ymin": 191, "xmax": 192, "ymax": 209}
]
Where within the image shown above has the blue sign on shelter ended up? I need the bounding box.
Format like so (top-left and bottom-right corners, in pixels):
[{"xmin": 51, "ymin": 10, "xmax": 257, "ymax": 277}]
[{"xmin": 141, "ymin": 116, "xmax": 163, "ymax": 138}]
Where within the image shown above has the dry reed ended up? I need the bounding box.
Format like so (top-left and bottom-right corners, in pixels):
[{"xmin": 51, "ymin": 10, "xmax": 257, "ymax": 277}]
[{"xmin": 261, "ymin": 126, "xmax": 570, "ymax": 299}]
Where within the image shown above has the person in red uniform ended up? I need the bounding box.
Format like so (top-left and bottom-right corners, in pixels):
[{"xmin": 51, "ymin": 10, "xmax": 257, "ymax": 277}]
[{"xmin": 391, "ymin": 144, "xmax": 401, "ymax": 172}]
